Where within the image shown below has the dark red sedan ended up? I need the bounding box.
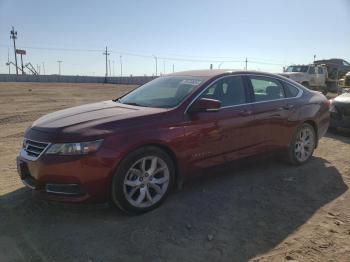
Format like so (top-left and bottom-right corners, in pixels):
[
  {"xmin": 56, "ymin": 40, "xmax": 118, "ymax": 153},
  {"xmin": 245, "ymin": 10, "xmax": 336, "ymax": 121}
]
[{"xmin": 17, "ymin": 70, "xmax": 330, "ymax": 213}]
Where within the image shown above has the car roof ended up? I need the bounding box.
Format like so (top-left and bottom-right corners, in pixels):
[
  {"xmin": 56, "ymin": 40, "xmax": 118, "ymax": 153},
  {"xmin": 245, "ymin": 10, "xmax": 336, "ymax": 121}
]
[{"xmin": 166, "ymin": 69, "xmax": 279, "ymax": 78}]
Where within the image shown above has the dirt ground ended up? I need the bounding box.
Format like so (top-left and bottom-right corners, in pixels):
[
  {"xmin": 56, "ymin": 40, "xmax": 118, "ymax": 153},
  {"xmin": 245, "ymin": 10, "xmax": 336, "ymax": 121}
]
[{"xmin": 0, "ymin": 82, "xmax": 349, "ymax": 262}]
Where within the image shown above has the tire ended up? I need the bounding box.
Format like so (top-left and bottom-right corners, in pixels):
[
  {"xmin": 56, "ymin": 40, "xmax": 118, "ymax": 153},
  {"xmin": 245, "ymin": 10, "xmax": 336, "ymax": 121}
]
[
  {"xmin": 111, "ymin": 146, "xmax": 175, "ymax": 214},
  {"xmin": 287, "ymin": 123, "xmax": 316, "ymax": 165}
]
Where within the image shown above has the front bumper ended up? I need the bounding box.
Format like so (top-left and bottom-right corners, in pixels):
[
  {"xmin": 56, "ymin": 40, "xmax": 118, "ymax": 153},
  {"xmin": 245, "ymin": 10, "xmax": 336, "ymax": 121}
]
[{"xmin": 16, "ymin": 147, "xmax": 119, "ymax": 203}]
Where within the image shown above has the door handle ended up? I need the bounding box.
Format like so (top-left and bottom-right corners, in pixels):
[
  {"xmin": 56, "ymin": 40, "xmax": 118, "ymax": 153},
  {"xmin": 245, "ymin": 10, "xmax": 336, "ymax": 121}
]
[
  {"xmin": 280, "ymin": 104, "xmax": 294, "ymax": 110},
  {"xmin": 238, "ymin": 109, "xmax": 252, "ymax": 116}
]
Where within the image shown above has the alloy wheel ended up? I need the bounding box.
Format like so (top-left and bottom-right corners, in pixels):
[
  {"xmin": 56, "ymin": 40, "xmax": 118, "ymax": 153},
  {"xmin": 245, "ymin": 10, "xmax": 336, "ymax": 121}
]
[
  {"xmin": 294, "ymin": 126, "xmax": 315, "ymax": 162},
  {"xmin": 123, "ymin": 156, "xmax": 170, "ymax": 208}
]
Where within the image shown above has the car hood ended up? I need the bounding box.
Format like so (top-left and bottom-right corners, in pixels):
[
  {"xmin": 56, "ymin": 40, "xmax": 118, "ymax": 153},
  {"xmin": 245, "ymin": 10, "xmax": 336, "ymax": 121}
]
[
  {"xmin": 32, "ymin": 100, "xmax": 167, "ymax": 130},
  {"xmin": 334, "ymin": 93, "xmax": 350, "ymax": 103}
]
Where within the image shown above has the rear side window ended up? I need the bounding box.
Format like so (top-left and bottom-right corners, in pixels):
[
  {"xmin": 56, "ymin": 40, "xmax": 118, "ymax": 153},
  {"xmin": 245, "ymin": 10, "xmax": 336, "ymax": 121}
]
[
  {"xmin": 249, "ymin": 76, "xmax": 285, "ymax": 102},
  {"xmin": 283, "ymin": 82, "xmax": 300, "ymax": 98}
]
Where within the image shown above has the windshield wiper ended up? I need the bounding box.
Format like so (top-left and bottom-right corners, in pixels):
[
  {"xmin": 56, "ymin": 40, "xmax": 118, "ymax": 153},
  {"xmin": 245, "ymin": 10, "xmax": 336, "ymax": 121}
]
[
  {"xmin": 113, "ymin": 99, "xmax": 148, "ymax": 107},
  {"xmin": 124, "ymin": 102, "xmax": 148, "ymax": 107},
  {"xmin": 113, "ymin": 98, "xmax": 122, "ymax": 103}
]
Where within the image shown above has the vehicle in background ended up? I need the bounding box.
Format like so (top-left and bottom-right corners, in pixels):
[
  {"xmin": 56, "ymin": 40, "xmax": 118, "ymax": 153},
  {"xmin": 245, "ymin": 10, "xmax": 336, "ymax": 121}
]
[
  {"xmin": 338, "ymin": 72, "xmax": 350, "ymax": 90},
  {"xmin": 314, "ymin": 58, "xmax": 350, "ymax": 94},
  {"xmin": 329, "ymin": 91, "xmax": 350, "ymax": 130},
  {"xmin": 279, "ymin": 64, "xmax": 328, "ymax": 94},
  {"xmin": 314, "ymin": 58, "xmax": 350, "ymax": 80}
]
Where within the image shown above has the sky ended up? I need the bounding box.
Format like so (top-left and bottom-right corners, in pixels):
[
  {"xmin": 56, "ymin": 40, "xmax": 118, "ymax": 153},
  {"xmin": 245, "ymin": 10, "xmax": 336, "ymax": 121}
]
[{"xmin": 0, "ymin": 0, "xmax": 349, "ymax": 76}]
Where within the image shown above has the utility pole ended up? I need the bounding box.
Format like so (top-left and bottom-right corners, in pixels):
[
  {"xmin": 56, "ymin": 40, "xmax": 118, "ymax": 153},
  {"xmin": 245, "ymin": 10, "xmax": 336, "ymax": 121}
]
[
  {"xmin": 153, "ymin": 55, "xmax": 158, "ymax": 76},
  {"xmin": 112, "ymin": 60, "xmax": 115, "ymax": 76},
  {"xmin": 245, "ymin": 58, "xmax": 248, "ymax": 70},
  {"xmin": 163, "ymin": 60, "xmax": 166, "ymax": 75},
  {"xmin": 20, "ymin": 52, "xmax": 24, "ymax": 74},
  {"xmin": 42, "ymin": 62, "xmax": 46, "ymax": 75},
  {"xmin": 313, "ymin": 54, "xmax": 316, "ymax": 62},
  {"xmin": 10, "ymin": 26, "xmax": 18, "ymax": 75},
  {"xmin": 7, "ymin": 49, "xmax": 10, "ymax": 74},
  {"xmin": 108, "ymin": 59, "xmax": 111, "ymax": 77},
  {"xmin": 120, "ymin": 55, "xmax": 123, "ymax": 77},
  {"xmin": 57, "ymin": 60, "xmax": 63, "ymax": 75},
  {"xmin": 103, "ymin": 46, "xmax": 110, "ymax": 77}
]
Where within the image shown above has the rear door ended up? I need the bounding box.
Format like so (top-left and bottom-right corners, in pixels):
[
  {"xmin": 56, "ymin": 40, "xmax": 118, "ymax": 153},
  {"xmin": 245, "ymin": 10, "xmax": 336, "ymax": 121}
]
[{"xmin": 246, "ymin": 75, "xmax": 293, "ymax": 152}]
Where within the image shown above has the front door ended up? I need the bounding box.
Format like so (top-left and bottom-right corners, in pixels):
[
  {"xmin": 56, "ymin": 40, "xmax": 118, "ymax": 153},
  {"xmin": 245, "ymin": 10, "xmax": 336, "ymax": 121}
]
[{"xmin": 183, "ymin": 75, "xmax": 255, "ymax": 169}]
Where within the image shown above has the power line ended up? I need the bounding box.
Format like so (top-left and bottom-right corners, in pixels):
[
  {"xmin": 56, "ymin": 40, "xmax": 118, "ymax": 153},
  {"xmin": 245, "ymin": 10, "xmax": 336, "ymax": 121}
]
[{"xmin": 0, "ymin": 43, "xmax": 289, "ymax": 65}]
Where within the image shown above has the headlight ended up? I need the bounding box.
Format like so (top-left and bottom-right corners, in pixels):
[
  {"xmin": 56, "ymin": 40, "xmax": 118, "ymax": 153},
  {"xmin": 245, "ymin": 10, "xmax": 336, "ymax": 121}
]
[{"xmin": 45, "ymin": 140, "xmax": 103, "ymax": 155}]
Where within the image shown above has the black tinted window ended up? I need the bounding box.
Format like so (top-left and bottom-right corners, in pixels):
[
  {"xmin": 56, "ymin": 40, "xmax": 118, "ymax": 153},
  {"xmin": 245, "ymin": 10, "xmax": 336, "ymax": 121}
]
[
  {"xmin": 249, "ymin": 76, "xmax": 285, "ymax": 102},
  {"xmin": 284, "ymin": 82, "xmax": 299, "ymax": 97},
  {"xmin": 201, "ymin": 76, "xmax": 246, "ymax": 107},
  {"xmin": 318, "ymin": 67, "xmax": 324, "ymax": 74},
  {"xmin": 309, "ymin": 67, "xmax": 315, "ymax": 74}
]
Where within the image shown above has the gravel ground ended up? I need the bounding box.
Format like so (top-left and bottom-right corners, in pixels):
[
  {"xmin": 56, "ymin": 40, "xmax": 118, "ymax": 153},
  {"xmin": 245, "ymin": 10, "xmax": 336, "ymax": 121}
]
[{"xmin": 0, "ymin": 82, "xmax": 349, "ymax": 262}]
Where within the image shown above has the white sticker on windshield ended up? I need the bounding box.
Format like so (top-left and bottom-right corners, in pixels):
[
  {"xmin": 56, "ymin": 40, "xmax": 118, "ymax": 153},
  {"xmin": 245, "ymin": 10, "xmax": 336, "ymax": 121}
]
[{"xmin": 180, "ymin": 79, "xmax": 203, "ymax": 86}]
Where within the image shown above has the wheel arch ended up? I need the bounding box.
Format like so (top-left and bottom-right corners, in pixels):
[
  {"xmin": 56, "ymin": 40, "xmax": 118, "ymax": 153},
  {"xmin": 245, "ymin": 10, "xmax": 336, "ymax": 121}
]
[
  {"xmin": 146, "ymin": 143, "xmax": 180, "ymax": 188},
  {"xmin": 303, "ymin": 119, "xmax": 319, "ymax": 148},
  {"xmin": 112, "ymin": 142, "xmax": 182, "ymax": 191}
]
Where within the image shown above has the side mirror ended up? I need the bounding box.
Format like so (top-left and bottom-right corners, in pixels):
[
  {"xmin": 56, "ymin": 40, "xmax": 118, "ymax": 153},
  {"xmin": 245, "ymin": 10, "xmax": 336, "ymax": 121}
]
[{"xmin": 188, "ymin": 98, "xmax": 221, "ymax": 113}]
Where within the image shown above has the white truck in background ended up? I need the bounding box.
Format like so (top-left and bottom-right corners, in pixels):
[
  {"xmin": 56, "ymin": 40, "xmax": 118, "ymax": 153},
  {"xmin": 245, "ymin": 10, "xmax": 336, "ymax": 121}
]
[{"xmin": 279, "ymin": 64, "xmax": 328, "ymax": 94}]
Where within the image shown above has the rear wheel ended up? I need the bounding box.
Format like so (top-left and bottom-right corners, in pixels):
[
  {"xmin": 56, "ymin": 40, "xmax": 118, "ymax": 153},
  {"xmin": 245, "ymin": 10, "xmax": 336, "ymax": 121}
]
[
  {"xmin": 287, "ymin": 123, "xmax": 316, "ymax": 165},
  {"xmin": 111, "ymin": 146, "xmax": 175, "ymax": 214}
]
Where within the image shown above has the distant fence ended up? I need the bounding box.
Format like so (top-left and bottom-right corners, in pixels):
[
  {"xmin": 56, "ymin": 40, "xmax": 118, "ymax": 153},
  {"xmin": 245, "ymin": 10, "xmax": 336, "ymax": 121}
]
[{"xmin": 0, "ymin": 74, "xmax": 156, "ymax": 85}]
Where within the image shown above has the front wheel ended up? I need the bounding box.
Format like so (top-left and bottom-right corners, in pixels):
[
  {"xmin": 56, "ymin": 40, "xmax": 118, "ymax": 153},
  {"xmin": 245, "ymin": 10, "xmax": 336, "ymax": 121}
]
[
  {"xmin": 287, "ymin": 123, "xmax": 316, "ymax": 165},
  {"xmin": 111, "ymin": 146, "xmax": 175, "ymax": 214}
]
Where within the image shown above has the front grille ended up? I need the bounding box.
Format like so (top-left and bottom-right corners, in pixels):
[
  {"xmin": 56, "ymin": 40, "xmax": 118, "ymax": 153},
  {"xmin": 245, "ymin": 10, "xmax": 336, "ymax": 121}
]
[
  {"xmin": 335, "ymin": 105, "xmax": 350, "ymax": 117},
  {"xmin": 23, "ymin": 139, "xmax": 49, "ymax": 158},
  {"xmin": 343, "ymin": 108, "xmax": 350, "ymax": 117}
]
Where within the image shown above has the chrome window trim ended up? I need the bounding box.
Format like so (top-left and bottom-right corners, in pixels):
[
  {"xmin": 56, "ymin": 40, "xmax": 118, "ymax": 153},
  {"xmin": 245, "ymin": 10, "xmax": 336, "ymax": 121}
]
[
  {"xmin": 20, "ymin": 138, "xmax": 51, "ymax": 161},
  {"xmin": 184, "ymin": 73, "xmax": 303, "ymax": 114}
]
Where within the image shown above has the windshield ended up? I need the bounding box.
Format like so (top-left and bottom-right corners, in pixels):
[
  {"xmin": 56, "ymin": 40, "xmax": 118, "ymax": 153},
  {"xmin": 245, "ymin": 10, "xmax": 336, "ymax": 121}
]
[
  {"xmin": 119, "ymin": 76, "xmax": 207, "ymax": 108},
  {"xmin": 286, "ymin": 66, "xmax": 309, "ymax": 73}
]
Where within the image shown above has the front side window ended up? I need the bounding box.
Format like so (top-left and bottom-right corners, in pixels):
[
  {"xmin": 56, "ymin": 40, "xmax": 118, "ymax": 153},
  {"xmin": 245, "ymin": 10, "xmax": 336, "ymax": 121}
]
[
  {"xmin": 286, "ymin": 66, "xmax": 309, "ymax": 73},
  {"xmin": 119, "ymin": 76, "xmax": 207, "ymax": 108},
  {"xmin": 249, "ymin": 76, "xmax": 285, "ymax": 102},
  {"xmin": 200, "ymin": 76, "xmax": 246, "ymax": 107}
]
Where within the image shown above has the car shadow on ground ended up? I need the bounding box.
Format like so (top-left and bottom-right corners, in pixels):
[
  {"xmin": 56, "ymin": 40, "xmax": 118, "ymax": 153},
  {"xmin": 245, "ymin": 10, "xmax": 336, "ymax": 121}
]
[{"xmin": 0, "ymin": 156, "xmax": 347, "ymax": 262}]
